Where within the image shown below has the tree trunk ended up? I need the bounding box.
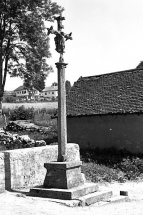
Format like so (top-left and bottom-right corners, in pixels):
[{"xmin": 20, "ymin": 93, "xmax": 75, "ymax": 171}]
[{"xmin": 0, "ymin": 19, "xmax": 3, "ymax": 116}]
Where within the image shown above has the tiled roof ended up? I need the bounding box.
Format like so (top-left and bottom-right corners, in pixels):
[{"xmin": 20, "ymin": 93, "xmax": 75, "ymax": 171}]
[
  {"xmin": 67, "ymin": 67, "xmax": 143, "ymax": 116},
  {"xmin": 42, "ymin": 86, "xmax": 58, "ymax": 91},
  {"xmin": 14, "ymin": 86, "xmax": 25, "ymax": 91}
]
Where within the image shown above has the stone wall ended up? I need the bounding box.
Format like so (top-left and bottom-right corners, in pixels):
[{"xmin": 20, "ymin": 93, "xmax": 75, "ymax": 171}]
[
  {"xmin": 0, "ymin": 153, "xmax": 5, "ymax": 192},
  {"xmin": 67, "ymin": 114, "xmax": 143, "ymax": 153},
  {"xmin": 0, "ymin": 143, "xmax": 80, "ymax": 192}
]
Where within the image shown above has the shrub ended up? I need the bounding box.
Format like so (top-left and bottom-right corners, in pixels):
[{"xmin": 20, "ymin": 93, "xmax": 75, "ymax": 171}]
[
  {"xmin": 80, "ymin": 147, "xmax": 143, "ymax": 182},
  {"xmin": 115, "ymin": 157, "xmax": 143, "ymax": 180},
  {"xmin": 82, "ymin": 162, "xmax": 125, "ymax": 183},
  {"xmin": 9, "ymin": 105, "xmax": 35, "ymax": 121},
  {"xmin": 4, "ymin": 96, "xmax": 17, "ymax": 103}
]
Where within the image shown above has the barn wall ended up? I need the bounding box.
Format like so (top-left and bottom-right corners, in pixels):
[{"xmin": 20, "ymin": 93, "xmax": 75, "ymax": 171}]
[{"xmin": 67, "ymin": 114, "xmax": 143, "ymax": 153}]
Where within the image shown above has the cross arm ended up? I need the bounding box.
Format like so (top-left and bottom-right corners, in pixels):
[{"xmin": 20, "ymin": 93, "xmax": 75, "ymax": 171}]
[{"xmin": 63, "ymin": 32, "xmax": 73, "ymax": 41}]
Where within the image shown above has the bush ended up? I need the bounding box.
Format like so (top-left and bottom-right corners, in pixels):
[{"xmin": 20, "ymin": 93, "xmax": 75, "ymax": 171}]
[
  {"xmin": 115, "ymin": 157, "xmax": 143, "ymax": 180},
  {"xmin": 4, "ymin": 96, "xmax": 17, "ymax": 103},
  {"xmin": 82, "ymin": 162, "xmax": 125, "ymax": 183},
  {"xmin": 81, "ymin": 147, "xmax": 143, "ymax": 182},
  {"xmin": 9, "ymin": 105, "xmax": 35, "ymax": 121}
]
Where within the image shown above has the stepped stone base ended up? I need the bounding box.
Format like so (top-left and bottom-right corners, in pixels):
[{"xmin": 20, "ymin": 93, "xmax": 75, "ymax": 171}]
[
  {"xmin": 29, "ymin": 183, "xmax": 99, "ymax": 200},
  {"xmin": 28, "ymin": 160, "xmax": 129, "ymax": 206},
  {"xmin": 29, "ymin": 161, "xmax": 100, "ymax": 201}
]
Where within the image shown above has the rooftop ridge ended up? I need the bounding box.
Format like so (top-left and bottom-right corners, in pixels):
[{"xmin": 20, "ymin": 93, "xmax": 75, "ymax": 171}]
[{"xmin": 78, "ymin": 68, "xmax": 137, "ymax": 81}]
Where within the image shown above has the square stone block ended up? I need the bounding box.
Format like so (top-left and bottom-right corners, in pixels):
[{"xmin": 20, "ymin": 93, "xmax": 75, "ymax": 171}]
[{"xmin": 43, "ymin": 161, "xmax": 84, "ymax": 189}]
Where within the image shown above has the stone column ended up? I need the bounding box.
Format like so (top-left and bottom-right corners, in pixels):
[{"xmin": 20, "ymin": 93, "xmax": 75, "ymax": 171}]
[{"xmin": 55, "ymin": 62, "xmax": 68, "ymax": 162}]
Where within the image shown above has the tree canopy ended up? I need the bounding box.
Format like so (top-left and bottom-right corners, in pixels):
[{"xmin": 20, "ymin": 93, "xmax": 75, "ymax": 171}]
[{"xmin": 0, "ymin": 0, "xmax": 63, "ymax": 112}]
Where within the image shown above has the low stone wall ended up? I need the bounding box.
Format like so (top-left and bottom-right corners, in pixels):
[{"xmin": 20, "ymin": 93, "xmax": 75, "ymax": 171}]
[
  {"xmin": 0, "ymin": 143, "xmax": 80, "ymax": 192},
  {"xmin": 0, "ymin": 153, "xmax": 5, "ymax": 192}
]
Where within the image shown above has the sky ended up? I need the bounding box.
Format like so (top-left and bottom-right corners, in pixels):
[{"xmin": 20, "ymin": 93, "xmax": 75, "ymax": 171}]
[{"xmin": 5, "ymin": 0, "xmax": 143, "ymax": 91}]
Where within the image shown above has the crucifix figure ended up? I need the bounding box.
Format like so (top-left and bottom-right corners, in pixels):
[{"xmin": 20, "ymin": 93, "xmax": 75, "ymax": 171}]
[
  {"xmin": 47, "ymin": 15, "xmax": 72, "ymax": 63},
  {"xmin": 47, "ymin": 15, "xmax": 72, "ymax": 161}
]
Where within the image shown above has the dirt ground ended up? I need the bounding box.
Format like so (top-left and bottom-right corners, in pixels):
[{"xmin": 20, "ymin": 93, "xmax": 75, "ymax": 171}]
[{"xmin": 0, "ymin": 181, "xmax": 143, "ymax": 215}]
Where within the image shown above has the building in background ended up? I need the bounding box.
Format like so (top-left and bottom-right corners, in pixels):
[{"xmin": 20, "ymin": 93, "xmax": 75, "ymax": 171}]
[
  {"xmin": 66, "ymin": 62, "xmax": 143, "ymax": 154},
  {"xmin": 12, "ymin": 85, "xmax": 58, "ymax": 101},
  {"xmin": 40, "ymin": 86, "xmax": 58, "ymax": 101},
  {"xmin": 14, "ymin": 86, "xmax": 40, "ymax": 101}
]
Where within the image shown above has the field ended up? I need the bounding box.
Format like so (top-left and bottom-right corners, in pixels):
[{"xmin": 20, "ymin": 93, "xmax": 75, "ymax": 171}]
[{"xmin": 3, "ymin": 102, "xmax": 58, "ymax": 110}]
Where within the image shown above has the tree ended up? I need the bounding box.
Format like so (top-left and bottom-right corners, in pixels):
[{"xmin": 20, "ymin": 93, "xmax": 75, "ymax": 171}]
[
  {"xmin": 0, "ymin": 0, "xmax": 63, "ymax": 114},
  {"xmin": 65, "ymin": 80, "xmax": 71, "ymax": 95},
  {"xmin": 51, "ymin": 82, "xmax": 58, "ymax": 87}
]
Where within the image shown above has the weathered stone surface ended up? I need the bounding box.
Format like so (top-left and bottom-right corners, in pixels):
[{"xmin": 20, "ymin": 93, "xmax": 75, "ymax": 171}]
[
  {"xmin": 3, "ymin": 143, "xmax": 80, "ymax": 190},
  {"xmin": 0, "ymin": 153, "xmax": 5, "ymax": 193},
  {"xmin": 29, "ymin": 183, "xmax": 99, "ymax": 200},
  {"xmin": 78, "ymin": 190, "xmax": 113, "ymax": 206},
  {"xmin": 43, "ymin": 161, "xmax": 84, "ymax": 189}
]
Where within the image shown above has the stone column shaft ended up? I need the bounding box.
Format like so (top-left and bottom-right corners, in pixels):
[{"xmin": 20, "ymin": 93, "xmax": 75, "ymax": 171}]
[{"xmin": 56, "ymin": 62, "xmax": 68, "ymax": 162}]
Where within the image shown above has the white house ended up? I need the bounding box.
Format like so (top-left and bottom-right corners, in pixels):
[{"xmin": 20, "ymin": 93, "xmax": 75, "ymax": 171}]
[
  {"xmin": 14, "ymin": 86, "xmax": 40, "ymax": 101},
  {"xmin": 14, "ymin": 85, "xmax": 58, "ymax": 101},
  {"xmin": 40, "ymin": 86, "xmax": 58, "ymax": 100}
]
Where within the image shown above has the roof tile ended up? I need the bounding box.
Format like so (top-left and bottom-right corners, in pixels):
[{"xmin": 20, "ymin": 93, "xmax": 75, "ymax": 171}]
[{"xmin": 67, "ymin": 68, "xmax": 143, "ymax": 116}]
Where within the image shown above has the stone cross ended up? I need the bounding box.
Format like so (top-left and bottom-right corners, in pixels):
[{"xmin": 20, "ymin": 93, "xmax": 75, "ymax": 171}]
[{"xmin": 47, "ymin": 15, "xmax": 72, "ymax": 162}]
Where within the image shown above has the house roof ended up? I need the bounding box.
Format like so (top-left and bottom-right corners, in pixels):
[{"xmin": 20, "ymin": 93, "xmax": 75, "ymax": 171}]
[
  {"xmin": 67, "ymin": 65, "xmax": 143, "ymax": 116},
  {"xmin": 4, "ymin": 91, "xmax": 15, "ymax": 95},
  {"xmin": 42, "ymin": 86, "xmax": 58, "ymax": 92},
  {"xmin": 14, "ymin": 85, "xmax": 25, "ymax": 91}
]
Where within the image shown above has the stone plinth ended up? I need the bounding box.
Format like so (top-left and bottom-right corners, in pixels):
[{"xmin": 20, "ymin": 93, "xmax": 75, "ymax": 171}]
[
  {"xmin": 29, "ymin": 183, "xmax": 98, "ymax": 200},
  {"xmin": 43, "ymin": 161, "xmax": 84, "ymax": 189},
  {"xmin": 0, "ymin": 152, "xmax": 5, "ymax": 193}
]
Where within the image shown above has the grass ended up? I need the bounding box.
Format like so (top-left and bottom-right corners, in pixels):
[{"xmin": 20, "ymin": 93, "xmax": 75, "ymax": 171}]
[
  {"xmin": 81, "ymin": 147, "xmax": 143, "ymax": 183},
  {"xmin": 3, "ymin": 101, "xmax": 58, "ymax": 110}
]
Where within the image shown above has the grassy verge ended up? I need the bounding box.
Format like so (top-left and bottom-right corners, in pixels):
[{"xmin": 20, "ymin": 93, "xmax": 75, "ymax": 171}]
[{"xmin": 81, "ymin": 147, "xmax": 143, "ymax": 183}]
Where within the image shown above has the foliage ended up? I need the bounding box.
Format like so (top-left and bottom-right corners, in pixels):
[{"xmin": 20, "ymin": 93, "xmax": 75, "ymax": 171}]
[
  {"xmin": 4, "ymin": 96, "xmax": 17, "ymax": 103},
  {"xmin": 115, "ymin": 157, "xmax": 143, "ymax": 180},
  {"xmin": 9, "ymin": 105, "xmax": 35, "ymax": 120},
  {"xmin": 0, "ymin": 0, "xmax": 64, "ymax": 110},
  {"xmin": 81, "ymin": 147, "xmax": 143, "ymax": 182},
  {"xmin": 3, "ymin": 105, "xmax": 57, "ymax": 117},
  {"xmin": 51, "ymin": 82, "xmax": 58, "ymax": 86},
  {"xmin": 82, "ymin": 162, "xmax": 125, "ymax": 183}
]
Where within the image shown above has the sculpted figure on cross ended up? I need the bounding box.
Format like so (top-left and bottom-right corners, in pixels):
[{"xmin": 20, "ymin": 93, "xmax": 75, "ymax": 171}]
[{"xmin": 47, "ymin": 15, "xmax": 72, "ymax": 62}]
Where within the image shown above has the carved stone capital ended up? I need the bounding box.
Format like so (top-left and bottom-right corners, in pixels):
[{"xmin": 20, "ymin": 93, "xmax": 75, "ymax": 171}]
[{"xmin": 55, "ymin": 62, "xmax": 68, "ymax": 70}]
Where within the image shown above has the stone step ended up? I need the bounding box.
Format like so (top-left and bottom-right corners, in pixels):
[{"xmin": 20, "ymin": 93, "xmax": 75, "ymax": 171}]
[
  {"xmin": 29, "ymin": 183, "xmax": 99, "ymax": 200},
  {"xmin": 92, "ymin": 195, "xmax": 130, "ymax": 207},
  {"xmin": 77, "ymin": 190, "xmax": 113, "ymax": 206}
]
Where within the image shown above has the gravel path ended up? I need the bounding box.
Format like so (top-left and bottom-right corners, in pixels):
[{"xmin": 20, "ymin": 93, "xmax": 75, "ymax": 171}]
[{"xmin": 0, "ymin": 182, "xmax": 143, "ymax": 215}]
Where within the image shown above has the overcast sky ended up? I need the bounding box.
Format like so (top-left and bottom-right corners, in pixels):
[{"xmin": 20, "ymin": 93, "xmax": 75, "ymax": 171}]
[{"xmin": 5, "ymin": 0, "xmax": 143, "ymax": 90}]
